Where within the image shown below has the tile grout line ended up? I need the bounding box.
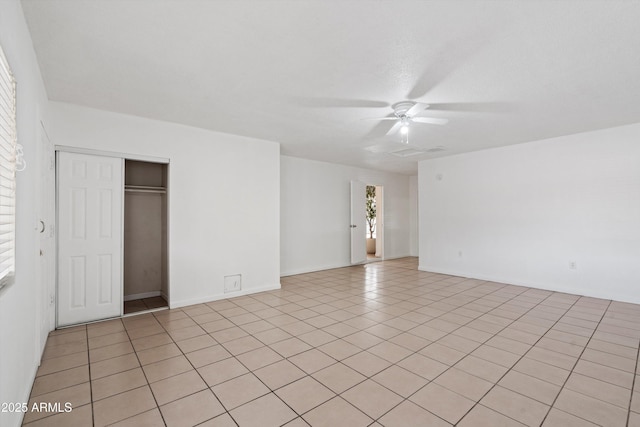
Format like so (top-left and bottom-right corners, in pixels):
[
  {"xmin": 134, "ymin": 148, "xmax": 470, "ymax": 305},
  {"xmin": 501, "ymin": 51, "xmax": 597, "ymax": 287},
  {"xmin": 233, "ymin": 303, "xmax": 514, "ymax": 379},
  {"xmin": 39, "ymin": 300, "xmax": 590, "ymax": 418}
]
[
  {"xmin": 99, "ymin": 320, "xmax": 167, "ymax": 426},
  {"xmin": 27, "ymin": 260, "xmax": 420, "ymax": 424},
  {"xmin": 449, "ymin": 293, "xmax": 583, "ymax": 425},
  {"xmin": 537, "ymin": 299, "xmax": 612, "ymax": 426},
  {"xmin": 158, "ymin": 272, "xmax": 634, "ymax": 425},
  {"xmin": 171, "ymin": 267, "xmax": 467, "ymax": 424},
  {"xmin": 376, "ymin": 280, "xmax": 567, "ymax": 425},
  {"xmin": 167, "ymin": 305, "xmax": 248, "ymax": 426},
  {"xmin": 294, "ymin": 275, "xmax": 536, "ymax": 425},
  {"xmin": 333, "ymin": 273, "xmax": 549, "ymax": 423},
  {"xmin": 86, "ymin": 324, "xmax": 96, "ymax": 427},
  {"xmin": 118, "ymin": 318, "xmax": 169, "ymax": 427},
  {"xmin": 626, "ymin": 337, "xmax": 640, "ymax": 427},
  {"xmin": 209, "ymin": 299, "xmax": 344, "ymax": 425},
  {"xmin": 194, "ymin": 287, "xmax": 361, "ymax": 422},
  {"xmin": 29, "ymin": 259, "xmax": 640, "ymax": 426},
  {"xmin": 21, "ymin": 325, "xmax": 89, "ymax": 425},
  {"xmin": 302, "ymin": 272, "xmax": 504, "ymax": 424}
]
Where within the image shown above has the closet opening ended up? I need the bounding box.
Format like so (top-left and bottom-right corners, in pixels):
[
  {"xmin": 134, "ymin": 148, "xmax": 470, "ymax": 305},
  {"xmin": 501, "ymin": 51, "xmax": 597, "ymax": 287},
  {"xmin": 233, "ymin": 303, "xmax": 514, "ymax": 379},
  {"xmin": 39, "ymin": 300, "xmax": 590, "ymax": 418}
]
[{"xmin": 123, "ymin": 160, "xmax": 169, "ymax": 315}]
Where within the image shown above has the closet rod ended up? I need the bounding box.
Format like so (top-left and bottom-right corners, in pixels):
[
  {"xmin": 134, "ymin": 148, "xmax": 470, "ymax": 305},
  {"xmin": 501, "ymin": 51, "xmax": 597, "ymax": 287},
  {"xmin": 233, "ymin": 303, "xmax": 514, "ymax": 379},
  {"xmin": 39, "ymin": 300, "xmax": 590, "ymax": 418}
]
[
  {"xmin": 125, "ymin": 185, "xmax": 165, "ymax": 190},
  {"xmin": 125, "ymin": 188, "xmax": 166, "ymax": 194}
]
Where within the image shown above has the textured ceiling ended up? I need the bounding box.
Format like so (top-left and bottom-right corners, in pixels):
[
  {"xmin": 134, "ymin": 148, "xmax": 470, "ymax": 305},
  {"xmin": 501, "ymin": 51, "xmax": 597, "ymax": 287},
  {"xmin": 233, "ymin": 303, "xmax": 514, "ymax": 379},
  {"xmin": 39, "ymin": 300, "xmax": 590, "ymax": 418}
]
[{"xmin": 21, "ymin": 0, "xmax": 640, "ymax": 174}]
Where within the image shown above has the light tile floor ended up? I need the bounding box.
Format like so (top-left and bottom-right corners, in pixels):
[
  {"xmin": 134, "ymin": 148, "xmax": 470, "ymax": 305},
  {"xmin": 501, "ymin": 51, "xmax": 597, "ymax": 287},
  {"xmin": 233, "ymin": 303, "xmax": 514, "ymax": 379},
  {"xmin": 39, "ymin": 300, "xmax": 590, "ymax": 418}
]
[{"xmin": 22, "ymin": 257, "xmax": 640, "ymax": 426}]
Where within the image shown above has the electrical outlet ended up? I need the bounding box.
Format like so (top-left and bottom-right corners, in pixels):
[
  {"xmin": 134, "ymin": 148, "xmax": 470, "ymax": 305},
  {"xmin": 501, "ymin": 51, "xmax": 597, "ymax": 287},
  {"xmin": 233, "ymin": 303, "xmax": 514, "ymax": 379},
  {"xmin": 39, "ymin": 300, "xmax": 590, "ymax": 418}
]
[
  {"xmin": 224, "ymin": 274, "xmax": 242, "ymax": 293},
  {"xmin": 569, "ymin": 261, "xmax": 577, "ymax": 270}
]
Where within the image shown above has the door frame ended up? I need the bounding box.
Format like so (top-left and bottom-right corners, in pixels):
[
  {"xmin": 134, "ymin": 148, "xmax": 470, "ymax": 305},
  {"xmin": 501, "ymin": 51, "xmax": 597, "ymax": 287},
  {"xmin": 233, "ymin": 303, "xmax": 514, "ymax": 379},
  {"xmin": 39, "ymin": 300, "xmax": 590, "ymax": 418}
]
[
  {"xmin": 350, "ymin": 181, "xmax": 367, "ymax": 264},
  {"xmin": 36, "ymin": 120, "xmax": 56, "ymax": 355},
  {"xmin": 374, "ymin": 185, "xmax": 384, "ymax": 259},
  {"xmin": 55, "ymin": 146, "xmax": 170, "ymax": 326}
]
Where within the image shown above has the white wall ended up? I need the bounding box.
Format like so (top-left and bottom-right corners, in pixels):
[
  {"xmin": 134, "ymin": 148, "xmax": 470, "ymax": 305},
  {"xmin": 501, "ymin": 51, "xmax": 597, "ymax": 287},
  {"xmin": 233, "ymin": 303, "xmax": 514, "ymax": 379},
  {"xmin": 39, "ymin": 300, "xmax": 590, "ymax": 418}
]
[
  {"xmin": 281, "ymin": 156, "xmax": 411, "ymax": 276},
  {"xmin": 50, "ymin": 102, "xmax": 281, "ymax": 308},
  {"xmin": 419, "ymin": 123, "xmax": 640, "ymax": 304},
  {"xmin": 409, "ymin": 175, "xmax": 419, "ymax": 256},
  {"xmin": 0, "ymin": 1, "xmax": 51, "ymax": 426}
]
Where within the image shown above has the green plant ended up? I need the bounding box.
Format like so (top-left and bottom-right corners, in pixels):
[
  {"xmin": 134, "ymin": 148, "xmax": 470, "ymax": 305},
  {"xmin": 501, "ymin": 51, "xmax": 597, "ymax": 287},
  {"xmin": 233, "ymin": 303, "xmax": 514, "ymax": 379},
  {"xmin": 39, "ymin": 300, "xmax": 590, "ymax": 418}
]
[{"xmin": 366, "ymin": 185, "xmax": 376, "ymax": 238}]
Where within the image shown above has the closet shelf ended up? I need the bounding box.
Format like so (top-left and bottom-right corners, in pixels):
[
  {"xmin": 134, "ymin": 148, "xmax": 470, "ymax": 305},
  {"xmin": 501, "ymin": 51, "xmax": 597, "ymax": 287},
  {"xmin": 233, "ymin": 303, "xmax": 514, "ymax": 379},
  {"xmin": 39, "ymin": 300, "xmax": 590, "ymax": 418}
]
[{"xmin": 125, "ymin": 185, "xmax": 166, "ymax": 194}]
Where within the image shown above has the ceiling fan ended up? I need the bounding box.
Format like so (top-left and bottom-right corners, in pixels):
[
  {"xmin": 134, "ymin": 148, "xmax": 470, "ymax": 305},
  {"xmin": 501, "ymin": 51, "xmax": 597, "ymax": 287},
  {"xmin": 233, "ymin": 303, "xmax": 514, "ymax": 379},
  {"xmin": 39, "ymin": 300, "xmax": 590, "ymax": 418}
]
[{"xmin": 366, "ymin": 101, "xmax": 448, "ymax": 143}]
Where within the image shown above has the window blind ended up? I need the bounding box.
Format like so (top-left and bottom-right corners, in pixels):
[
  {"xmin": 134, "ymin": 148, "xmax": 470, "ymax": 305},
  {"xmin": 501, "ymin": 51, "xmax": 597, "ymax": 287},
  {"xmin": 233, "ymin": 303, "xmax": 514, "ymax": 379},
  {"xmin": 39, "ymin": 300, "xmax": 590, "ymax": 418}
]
[{"xmin": 0, "ymin": 44, "xmax": 16, "ymax": 290}]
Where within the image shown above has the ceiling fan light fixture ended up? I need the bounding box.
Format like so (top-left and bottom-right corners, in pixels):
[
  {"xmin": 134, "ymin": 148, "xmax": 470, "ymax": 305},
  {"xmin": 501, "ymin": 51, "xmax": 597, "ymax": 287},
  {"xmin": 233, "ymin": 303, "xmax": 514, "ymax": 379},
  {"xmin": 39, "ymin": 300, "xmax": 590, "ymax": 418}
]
[
  {"xmin": 399, "ymin": 116, "xmax": 410, "ymax": 135},
  {"xmin": 400, "ymin": 131, "xmax": 409, "ymax": 144}
]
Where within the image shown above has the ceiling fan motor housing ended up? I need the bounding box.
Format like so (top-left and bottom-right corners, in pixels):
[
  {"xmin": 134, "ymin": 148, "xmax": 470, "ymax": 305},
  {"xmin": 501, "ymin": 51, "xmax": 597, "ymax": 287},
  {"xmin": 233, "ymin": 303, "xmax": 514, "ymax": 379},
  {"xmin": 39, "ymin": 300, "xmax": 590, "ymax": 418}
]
[{"xmin": 392, "ymin": 101, "xmax": 417, "ymax": 117}]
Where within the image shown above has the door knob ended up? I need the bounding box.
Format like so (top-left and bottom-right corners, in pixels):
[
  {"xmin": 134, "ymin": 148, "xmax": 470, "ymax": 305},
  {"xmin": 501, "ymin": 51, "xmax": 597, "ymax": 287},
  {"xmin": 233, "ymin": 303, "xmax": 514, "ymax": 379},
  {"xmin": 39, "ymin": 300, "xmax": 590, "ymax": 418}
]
[{"xmin": 39, "ymin": 220, "xmax": 46, "ymax": 233}]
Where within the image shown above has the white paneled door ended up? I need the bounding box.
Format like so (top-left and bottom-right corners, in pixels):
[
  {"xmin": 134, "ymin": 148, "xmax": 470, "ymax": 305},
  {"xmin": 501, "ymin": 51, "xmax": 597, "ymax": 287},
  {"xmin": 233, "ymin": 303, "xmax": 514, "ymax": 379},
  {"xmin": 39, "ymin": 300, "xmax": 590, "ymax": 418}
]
[
  {"xmin": 350, "ymin": 180, "xmax": 367, "ymax": 264},
  {"xmin": 57, "ymin": 152, "xmax": 123, "ymax": 326}
]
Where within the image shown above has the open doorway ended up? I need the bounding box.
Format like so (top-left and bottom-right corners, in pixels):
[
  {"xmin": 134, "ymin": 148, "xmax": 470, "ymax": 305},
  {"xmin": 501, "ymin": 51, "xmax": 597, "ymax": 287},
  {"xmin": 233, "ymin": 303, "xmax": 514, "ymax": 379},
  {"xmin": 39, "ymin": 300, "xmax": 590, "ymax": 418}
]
[
  {"xmin": 366, "ymin": 185, "xmax": 384, "ymax": 262},
  {"xmin": 123, "ymin": 160, "xmax": 169, "ymax": 315}
]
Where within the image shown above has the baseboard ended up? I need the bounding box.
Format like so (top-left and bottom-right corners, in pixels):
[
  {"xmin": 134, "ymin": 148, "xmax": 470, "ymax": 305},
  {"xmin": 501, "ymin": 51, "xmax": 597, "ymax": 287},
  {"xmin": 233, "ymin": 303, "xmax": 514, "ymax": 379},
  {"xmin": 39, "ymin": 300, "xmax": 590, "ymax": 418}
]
[
  {"xmin": 124, "ymin": 291, "xmax": 161, "ymax": 301},
  {"xmin": 281, "ymin": 263, "xmax": 351, "ymax": 277},
  {"xmin": 17, "ymin": 360, "xmax": 40, "ymax": 427},
  {"xmin": 170, "ymin": 283, "xmax": 282, "ymax": 309},
  {"xmin": 383, "ymin": 254, "xmax": 413, "ymax": 261},
  {"xmin": 417, "ymin": 265, "xmax": 640, "ymax": 306},
  {"xmin": 281, "ymin": 254, "xmax": 415, "ymax": 277}
]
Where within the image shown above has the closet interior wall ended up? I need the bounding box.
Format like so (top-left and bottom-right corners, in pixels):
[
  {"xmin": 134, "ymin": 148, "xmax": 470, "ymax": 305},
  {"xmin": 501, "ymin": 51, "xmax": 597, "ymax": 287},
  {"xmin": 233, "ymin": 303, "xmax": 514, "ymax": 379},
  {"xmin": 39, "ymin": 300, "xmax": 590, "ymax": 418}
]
[{"xmin": 124, "ymin": 160, "xmax": 168, "ymax": 305}]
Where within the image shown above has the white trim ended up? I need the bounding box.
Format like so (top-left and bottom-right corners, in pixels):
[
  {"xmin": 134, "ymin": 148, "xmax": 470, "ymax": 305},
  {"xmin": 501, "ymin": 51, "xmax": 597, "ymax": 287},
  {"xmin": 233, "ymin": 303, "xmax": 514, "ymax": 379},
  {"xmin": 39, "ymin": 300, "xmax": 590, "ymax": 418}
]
[
  {"xmin": 123, "ymin": 306, "xmax": 168, "ymax": 318},
  {"xmin": 55, "ymin": 153, "xmax": 60, "ymax": 327},
  {"xmin": 55, "ymin": 315, "xmax": 122, "ymax": 328},
  {"xmin": 281, "ymin": 254, "xmax": 413, "ymax": 277},
  {"xmin": 40, "ymin": 120, "xmax": 56, "ymax": 336},
  {"xmin": 123, "ymin": 291, "xmax": 162, "ymax": 301},
  {"xmin": 18, "ymin": 363, "xmax": 39, "ymax": 426},
  {"xmin": 55, "ymin": 145, "xmax": 170, "ymax": 164},
  {"xmin": 281, "ymin": 263, "xmax": 355, "ymax": 277},
  {"xmin": 375, "ymin": 185, "xmax": 384, "ymax": 258},
  {"xmin": 119, "ymin": 158, "xmax": 124, "ymax": 317},
  {"xmin": 417, "ymin": 265, "xmax": 640, "ymax": 305},
  {"xmin": 170, "ymin": 284, "xmax": 282, "ymax": 309},
  {"xmin": 164, "ymin": 164, "xmax": 171, "ymax": 306},
  {"xmin": 381, "ymin": 254, "xmax": 413, "ymax": 261}
]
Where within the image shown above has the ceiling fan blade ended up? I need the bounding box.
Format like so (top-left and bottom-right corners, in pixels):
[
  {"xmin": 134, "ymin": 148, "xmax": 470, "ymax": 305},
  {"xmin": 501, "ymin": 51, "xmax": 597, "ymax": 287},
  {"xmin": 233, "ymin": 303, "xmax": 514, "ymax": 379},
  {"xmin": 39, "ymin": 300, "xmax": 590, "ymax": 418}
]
[
  {"xmin": 406, "ymin": 102, "xmax": 430, "ymax": 117},
  {"xmin": 364, "ymin": 120, "xmax": 397, "ymax": 139},
  {"xmin": 386, "ymin": 121, "xmax": 402, "ymax": 136},
  {"xmin": 427, "ymin": 102, "xmax": 514, "ymax": 113},
  {"xmin": 292, "ymin": 97, "xmax": 389, "ymax": 108},
  {"xmin": 406, "ymin": 28, "xmax": 494, "ymax": 99},
  {"xmin": 361, "ymin": 117, "xmax": 399, "ymax": 121},
  {"xmin": 412, "ymin": 117, "xmax": 449, "ymax": 125}
]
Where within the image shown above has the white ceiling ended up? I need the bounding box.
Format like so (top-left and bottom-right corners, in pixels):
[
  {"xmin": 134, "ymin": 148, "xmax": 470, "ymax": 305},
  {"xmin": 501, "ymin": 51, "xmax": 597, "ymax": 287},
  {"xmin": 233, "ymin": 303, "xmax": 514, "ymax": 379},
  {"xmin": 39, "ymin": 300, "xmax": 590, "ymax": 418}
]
[{"xmin": 21, "ymin": 0, "xmax": 640, "ymax": 174}]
